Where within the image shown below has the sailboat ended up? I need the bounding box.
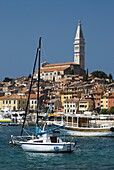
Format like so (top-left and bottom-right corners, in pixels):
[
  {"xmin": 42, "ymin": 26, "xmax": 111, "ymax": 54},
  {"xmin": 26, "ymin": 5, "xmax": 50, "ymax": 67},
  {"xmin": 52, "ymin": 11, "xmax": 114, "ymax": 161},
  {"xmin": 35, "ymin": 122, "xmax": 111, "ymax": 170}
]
[{"xmin": 10, "ymin": 37, "xmax": 76, "ymax": 153}]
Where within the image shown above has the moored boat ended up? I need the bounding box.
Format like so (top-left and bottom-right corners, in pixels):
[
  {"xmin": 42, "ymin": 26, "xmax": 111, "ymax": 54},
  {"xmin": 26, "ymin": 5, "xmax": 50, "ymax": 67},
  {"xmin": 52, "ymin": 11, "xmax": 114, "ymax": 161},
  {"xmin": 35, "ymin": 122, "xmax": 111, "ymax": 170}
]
[
  {"xmin": 0, "ymin": 114, "xmax": 15, "ymax": 126},
  {"xmin": 20, "ymin": 132, "xmax": 76, "ymax": 153},
  {"xmin": 53, "ymin": 113, "xmax": 114, "ymax": 137}
]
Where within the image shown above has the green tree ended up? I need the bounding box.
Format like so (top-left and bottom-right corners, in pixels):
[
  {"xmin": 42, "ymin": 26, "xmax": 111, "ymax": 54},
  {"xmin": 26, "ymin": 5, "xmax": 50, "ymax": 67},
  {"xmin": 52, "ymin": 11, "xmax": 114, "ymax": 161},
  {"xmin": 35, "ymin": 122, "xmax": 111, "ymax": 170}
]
[
  {"xmin": 99, "ymin": 108, "xmax": 108, "ymax": 114},
  {"xmin": 28, "ymin": 74, "xmax": 31, "ymax": 79},
  {"xmin": 83, "ymin": 68, "xmax": 88, "ymax": 81},
  {"xmin": 109, "ymin": 106, "xmax": 114, "ymax": 114},
  {"xmin": 3, "ymin": 77, "xmax": 13, "ymax": 82},
  {"xmin": 91, "ymin": 71, "xmax": 107, "ymax": 79},
  {"xmin": 70, "ymin": 69, "xmax": 74, "ymax": 75},
  {"xmin": 109, "ymin": 73, "xmax": 113, "ymax": 82}
]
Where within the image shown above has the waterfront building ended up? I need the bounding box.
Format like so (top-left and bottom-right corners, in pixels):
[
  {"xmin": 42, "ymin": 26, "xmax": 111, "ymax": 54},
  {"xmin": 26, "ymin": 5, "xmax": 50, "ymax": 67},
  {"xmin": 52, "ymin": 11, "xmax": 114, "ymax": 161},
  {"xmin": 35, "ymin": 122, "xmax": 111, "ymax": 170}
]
[
  {"xmin": 64, "ymin": 98, "xmax": 79, "ymax": 114},
  {"xmin": 60, "ymin": 91, "xmax": 73, "ymax": 107},
  {"xmin": 91, "ymin": 86, "xmax": 103, "ymax": 109},
  {"xmin": 108, "ymin": 94, "xmax": 114, "ymax": 110},
  {"xmin": 78, "ymin": 98, "xmax": 94, "ymax": 112},
  {"xmin": 60, "ymin": 86, "xmax": 78, "ymax": 107},
  {"xmin": 100, "ymin": 95, "xmax": 109, "ymax": 110},
  {"xmin": 0, "ymin": 94, "xmax": 27, "ymax": 111},
  {"xmin": 29, "ymin": 94, "xmax": 45, "ymax": 111}
]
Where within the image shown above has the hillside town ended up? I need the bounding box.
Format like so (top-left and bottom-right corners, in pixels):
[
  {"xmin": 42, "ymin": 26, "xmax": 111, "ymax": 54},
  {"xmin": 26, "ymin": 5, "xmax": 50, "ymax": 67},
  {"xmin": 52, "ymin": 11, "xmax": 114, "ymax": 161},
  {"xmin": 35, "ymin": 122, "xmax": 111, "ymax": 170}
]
[{"xmin": 0, "ymin": 21, "xmax": 114, "ymax": 124}]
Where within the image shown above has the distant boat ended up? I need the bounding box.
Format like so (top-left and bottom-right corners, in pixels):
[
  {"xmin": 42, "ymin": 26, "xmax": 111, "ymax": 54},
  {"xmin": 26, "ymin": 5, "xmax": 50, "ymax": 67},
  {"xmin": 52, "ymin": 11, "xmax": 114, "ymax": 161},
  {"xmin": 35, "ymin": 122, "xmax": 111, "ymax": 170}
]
[
  {"xmin": 53, "ymin": 114, "xmax": 114, "ymax": 137},
  {"xmin": 0, "ymin": 114, "xmax": 12, "ymax": 125},
  {"xmin": 10, "ymin": 37, "xmax": 76, "ymax": 153},
  {"xmin": 0, "ymin": 114, "xmax": 17, "ymax": 126}
]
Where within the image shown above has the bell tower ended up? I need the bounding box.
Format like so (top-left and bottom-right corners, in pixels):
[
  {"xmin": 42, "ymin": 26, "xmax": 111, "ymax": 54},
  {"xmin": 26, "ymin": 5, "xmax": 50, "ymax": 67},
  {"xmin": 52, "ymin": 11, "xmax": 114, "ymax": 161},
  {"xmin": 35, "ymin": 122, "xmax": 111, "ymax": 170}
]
[{"xmin": 74, "ymin": 20, "xmax": 85, "ymax": 70}]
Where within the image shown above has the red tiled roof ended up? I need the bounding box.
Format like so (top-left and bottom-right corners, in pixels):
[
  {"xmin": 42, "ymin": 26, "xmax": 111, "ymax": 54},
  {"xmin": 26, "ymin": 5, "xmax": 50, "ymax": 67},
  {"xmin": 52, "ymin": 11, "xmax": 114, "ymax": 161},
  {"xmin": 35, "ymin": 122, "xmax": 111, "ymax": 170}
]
[
  {"xmin": 28, "ymin": 93, "xmax": 44, "ymax": 99},
  {"xmin": 40, "ymin": 66, "xmax": 70, "ymax": 73},
  {"xmin": 0, "ymin": 94, "xmax": 27, "ymax": 99},
  {"xmin": 43, "ymin": 62, "xmax": 78, "ymax": 67}
]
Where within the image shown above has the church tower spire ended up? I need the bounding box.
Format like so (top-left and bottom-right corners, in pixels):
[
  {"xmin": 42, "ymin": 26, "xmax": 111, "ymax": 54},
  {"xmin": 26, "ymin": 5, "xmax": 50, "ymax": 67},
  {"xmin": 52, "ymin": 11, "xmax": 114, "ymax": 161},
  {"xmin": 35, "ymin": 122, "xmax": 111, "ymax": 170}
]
[{"xmin": 74, "ymin": 20, "xmax": 85, "ymax": 70}]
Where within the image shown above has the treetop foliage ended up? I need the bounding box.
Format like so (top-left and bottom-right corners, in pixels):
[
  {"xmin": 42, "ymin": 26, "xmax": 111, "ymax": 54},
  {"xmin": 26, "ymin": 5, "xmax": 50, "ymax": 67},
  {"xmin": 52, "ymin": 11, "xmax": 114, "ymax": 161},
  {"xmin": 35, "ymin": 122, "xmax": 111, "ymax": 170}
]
[{"xmin": 91, "ymin": 70, "xmax": 113, "ymax": 80}]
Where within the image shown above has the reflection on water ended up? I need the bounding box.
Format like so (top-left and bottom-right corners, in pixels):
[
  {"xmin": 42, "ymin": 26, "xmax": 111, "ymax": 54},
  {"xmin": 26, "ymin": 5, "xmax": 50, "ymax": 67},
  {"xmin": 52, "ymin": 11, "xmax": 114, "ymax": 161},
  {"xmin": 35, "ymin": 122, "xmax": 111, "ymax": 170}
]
[{"xmin": 26, "ymin": 152, "xmax": 56, "ymax": 158}]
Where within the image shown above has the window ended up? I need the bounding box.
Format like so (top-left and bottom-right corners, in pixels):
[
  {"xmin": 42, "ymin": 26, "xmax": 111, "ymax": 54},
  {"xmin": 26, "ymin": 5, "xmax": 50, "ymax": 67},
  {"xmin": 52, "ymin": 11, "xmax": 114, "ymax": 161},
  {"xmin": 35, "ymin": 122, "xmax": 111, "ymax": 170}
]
[{"xmin": 80, "ymin": 105, "xmax": 84, "ymax": 107}]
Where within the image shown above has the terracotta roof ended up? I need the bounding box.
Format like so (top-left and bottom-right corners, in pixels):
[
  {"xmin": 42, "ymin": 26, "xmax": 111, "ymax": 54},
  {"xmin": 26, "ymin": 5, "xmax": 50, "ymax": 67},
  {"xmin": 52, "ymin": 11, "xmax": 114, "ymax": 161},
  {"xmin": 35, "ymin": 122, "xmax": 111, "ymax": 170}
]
[
  {"xmin": 92, "ymin": 87, "xmax": 103, "ymax": 94},
  {"xmin": 40, "ymin": 66, "xmax": 70, "ymax": 73},
  {"xmin": 108, "ymin": 82, "xmax": 114, "ymax": 87},
  {"xmin": 108, "ymin": 95, "xmax": 114, "ymax": 98},
  {"xmin": 0, "ymin": 94, "xmax": 27, "ymax": 99},
  {"xmin": 21, "ymin": 87, "xmax": 28, "ymax": 93},
  {"xmin": 43, "ymin": 62, "xmax": 78, "ymax": 67},
  {"xmin": 29, "ymin": 93, "xmax": 44, "ymax": 99}
]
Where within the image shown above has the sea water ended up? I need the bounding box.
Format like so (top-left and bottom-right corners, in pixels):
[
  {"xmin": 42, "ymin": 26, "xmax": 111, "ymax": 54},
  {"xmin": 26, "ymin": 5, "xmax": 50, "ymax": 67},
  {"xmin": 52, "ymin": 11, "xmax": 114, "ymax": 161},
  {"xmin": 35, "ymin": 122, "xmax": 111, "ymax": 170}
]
[{"xmin": 0, "ymin": 126, "xmax": 114, "ymax": 170}]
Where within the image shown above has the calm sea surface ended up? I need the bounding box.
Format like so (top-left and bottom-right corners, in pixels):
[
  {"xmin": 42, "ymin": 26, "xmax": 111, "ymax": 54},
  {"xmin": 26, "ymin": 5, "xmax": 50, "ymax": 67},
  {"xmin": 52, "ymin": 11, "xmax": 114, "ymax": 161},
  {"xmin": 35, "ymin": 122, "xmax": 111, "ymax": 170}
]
[{"xmin": 0, "ymin": 126, "xmax": 114, "ymax": 170}]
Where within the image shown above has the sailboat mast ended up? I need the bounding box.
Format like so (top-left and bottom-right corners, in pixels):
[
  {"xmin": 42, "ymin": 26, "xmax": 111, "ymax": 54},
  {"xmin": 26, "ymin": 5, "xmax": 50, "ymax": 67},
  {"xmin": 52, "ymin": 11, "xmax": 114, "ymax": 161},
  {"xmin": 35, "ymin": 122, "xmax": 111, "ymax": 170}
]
[
  {"xmin": 21, "ymin": 37, "xmax": 41, "ymax": 136},
  {"xmin": 36, "ymin": 37, "xmax": 42, "ymax": 125}
]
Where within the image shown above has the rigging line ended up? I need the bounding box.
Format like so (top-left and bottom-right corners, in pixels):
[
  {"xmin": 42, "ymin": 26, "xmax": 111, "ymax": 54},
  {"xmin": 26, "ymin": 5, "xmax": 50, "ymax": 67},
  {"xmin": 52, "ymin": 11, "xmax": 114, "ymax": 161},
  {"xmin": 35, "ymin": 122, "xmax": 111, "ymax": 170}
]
[
  {"xmin": 21, "ymin": 41, "xmax": 39, "ymax": 136},
  {"xmin": 41, "ymin": 39, "xmax": 47, "ymax": 63}
]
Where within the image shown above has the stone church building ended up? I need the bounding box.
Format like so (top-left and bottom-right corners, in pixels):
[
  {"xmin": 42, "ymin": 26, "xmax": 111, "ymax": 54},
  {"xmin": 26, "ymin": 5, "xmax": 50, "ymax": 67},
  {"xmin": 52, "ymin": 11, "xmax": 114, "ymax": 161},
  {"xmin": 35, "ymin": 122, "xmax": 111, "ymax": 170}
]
[{"xmin": 35, "ymin": 20, "xmax": 86, "ymax": 82}]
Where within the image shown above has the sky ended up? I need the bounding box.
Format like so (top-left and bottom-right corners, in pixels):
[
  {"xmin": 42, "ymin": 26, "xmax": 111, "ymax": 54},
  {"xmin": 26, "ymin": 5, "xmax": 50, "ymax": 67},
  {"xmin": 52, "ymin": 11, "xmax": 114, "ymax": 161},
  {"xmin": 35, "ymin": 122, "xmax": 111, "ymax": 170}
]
[{"xmin": 0, "ymin": 0, "xmax": 114, "ymax": 81}]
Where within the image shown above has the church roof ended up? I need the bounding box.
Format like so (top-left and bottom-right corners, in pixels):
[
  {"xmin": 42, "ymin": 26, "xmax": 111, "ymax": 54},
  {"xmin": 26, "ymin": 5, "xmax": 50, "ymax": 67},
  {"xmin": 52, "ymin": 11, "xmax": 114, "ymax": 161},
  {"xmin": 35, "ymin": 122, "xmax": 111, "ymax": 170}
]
[
  {"xmin": 42, "ymin": 62, "xmax": 79, "ymax": 68},
  {"xmin": 40, "ymin": 66, "xmax": 70, "ymax": 73}
]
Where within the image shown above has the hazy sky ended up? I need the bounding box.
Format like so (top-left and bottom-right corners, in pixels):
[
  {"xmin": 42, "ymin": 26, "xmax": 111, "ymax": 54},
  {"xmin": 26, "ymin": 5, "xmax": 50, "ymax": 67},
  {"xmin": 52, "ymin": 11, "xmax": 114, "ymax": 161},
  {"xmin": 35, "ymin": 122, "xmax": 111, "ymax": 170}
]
[{"xmin": 0, "ymin": 0, "xmax": 114, "ymax": 80}]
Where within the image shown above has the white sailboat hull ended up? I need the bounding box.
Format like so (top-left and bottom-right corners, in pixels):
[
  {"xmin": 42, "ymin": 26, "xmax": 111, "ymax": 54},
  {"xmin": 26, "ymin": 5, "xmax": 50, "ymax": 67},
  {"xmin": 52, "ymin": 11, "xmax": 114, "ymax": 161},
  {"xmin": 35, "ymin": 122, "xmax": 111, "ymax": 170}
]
[{"xmin": 21, "ymin": 142, "xmax": 75, "ymax": 153}]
